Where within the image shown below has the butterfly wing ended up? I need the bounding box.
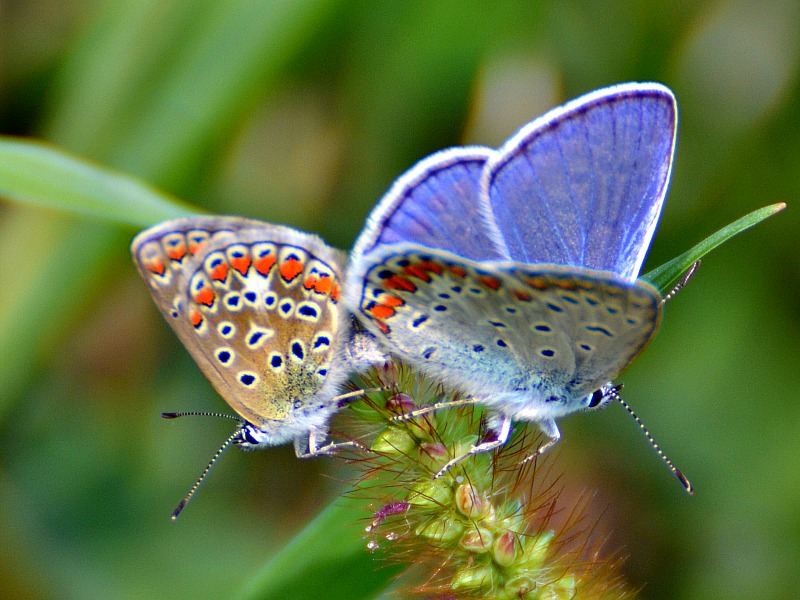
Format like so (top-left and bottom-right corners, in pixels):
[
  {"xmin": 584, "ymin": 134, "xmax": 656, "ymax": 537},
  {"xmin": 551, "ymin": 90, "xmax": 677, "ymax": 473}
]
[
  {"xmin": 347, "ymin": 147, "xmax": 510, "ymax": 317},
  {"xmin": 353, "ymin": 244, "xmax": 661, "ymax": 418},
  {"xmin": 131, "ymin": 217, "xmax": 348, "ymax": 439},
  {"xmin": 482, "ymin": 82, "xmax": 676, "ymax": 281},
  {"xmin": 351, "ymin": 147, "xmax": 508, "ymax": 261}
]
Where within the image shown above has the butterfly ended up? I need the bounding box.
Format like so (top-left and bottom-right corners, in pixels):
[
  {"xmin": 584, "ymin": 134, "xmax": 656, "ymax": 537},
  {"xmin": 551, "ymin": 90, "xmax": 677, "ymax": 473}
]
[
  {"xmin": 346, "ymin": 82, "xmax": 692, "ymax": 487},
  {"xmin": 132, "ymin": 216, "xmax": 384, "ymax": 517}
]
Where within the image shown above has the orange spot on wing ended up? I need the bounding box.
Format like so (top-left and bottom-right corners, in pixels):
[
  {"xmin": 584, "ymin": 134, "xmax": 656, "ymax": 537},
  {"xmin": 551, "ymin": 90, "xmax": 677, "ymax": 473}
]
[
  {"xmin": 331, "ymin": 283, "xmax": 340, "ymax": 303},
  {"xmin": 166, "ymin": 242, "xmax": 187, "ymax": 262},
  {"xmin": 188, "ymin": 239, "xmax": 207, "ymax": 255},
  {"xmin": 376, "ymin": 321, "xmax": 390, "ymax": 335},
  {"xmin": 449, "ymin": 265, "xmax": 467, "ymax": 278},
  {"xmin": 230, "ymin": 256, "xmax": 251, "ymax": 275},
  {"xmin": 146, "ymin": 260, "xmax": 166, "ymax": 276},
  {"xmin": 210, "ymin": 263, "xmax": 228, "ymax": 282},
  {"xmin": 368, "ymin": 304, "xmax": 396, "ymax": 320},
  {"xmin": 189, "ymin": 309, "xmax": 203, "ymax": 328},
  {"xmin": 524, "ymin": 276, "xmax": 548, "ymax": 290},
  {"xmin": 479, "ymin": 275, "xmax": 501, "ymax": 290},
  {"xmin": 555, "ymin": 279, "xmax": 576, "ymax": 290},
  {"xmin": 385, "ymin": 275, "xmax": 417, "ymax": 293},
  {"xmin": 416, "ymin": 260, "xmax": 443, "ymax": 275},
  {"xmin": 303, "ymin": 275, "xmax": 317, "ymax": 290},
  {"xmin": 512, "ymin": 290, "xmax": 532, "ymax": 302},
  {"xmin": 280, "ymin": 257, "xmax": 303, "ymax": 281},
  {"xmin": 403, "ymin": 265, "xmax": 432, "ymax": 282},
  {"xmin": 314, "ymin": 275, "xmax": 333, "ymax": 294},
  {"xmin": 381, "ymin": 295, "xmax": 404, "ymax": 307},
  {"xmin": 194, "ymin": 286, "xmax": 215, "ymax": 307},
  {"xmin": 255, "ymin": 255, "xmax": 276, "ymax": 276}
]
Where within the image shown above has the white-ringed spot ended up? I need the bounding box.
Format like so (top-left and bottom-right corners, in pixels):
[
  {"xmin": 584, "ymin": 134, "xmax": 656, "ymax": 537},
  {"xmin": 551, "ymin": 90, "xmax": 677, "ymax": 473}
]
[
  {"xmin": 268, "ymin": 352, "xmax": 285, "ymax": 373},
  {"xmin": 410, "ymin": 314, "xmax": 430, "ymax": 330},
  {"xmin": 263, "ymin": 291, "xmax": 278, "ymax": 310},
  {"xmin": 216, "ymin": 347, "xmax": 235, "ymax": 366},
  {"xmin": 559, "ymin": 292, "xmax": 580, "ymax": 305},
  {"xmin": 278, "ymin": 298, "xmax": 295, "ymax": 319},
  {"xmin": 245, "ymin": 325, "xmax": 273, "ymax": 350},
  {"xmin": 288, "ymin": 339, "xmax": 306, "ymax": 363},
  {"xmin": 586, "ymin": 324, "xmax": 614, "ymax": 337},
  {"xmin": 311, "ymin": 332, "xmax": 332, "ymax": 353},
  {"xmin": 545, "ymin": 301, "xmax": 564, "ymax": 313},
  {"xmin": 242, "ymin": 290, "xmax": 259, "ymax": 306},
  {"xmin": 295, "ymin": 301, "xmax": 321, "ymax": 323},
  {"xmin": 223, "ymin": 292, "xmax": 244, "ymax": 312},
  {"xmin": 237, "ymin": 371, "xmax": 259, "ymax": 388},
  {"xmin": 217, "ymin": 321, "xmax": 236, "ymax": 339}
]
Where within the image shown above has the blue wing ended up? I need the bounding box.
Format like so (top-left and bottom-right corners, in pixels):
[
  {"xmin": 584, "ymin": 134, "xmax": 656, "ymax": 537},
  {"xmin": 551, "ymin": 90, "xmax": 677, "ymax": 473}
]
[
  {"xmin": 482, "ymin": 82, "xmax": 676, "ymax": 281},
  {"xmin": 351, "ymin": 147, "xmax": 509, "ymax": 262}
]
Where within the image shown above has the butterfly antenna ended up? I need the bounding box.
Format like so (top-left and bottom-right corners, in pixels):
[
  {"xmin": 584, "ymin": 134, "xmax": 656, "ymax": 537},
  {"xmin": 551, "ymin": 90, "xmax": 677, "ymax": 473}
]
[
  {"xmin": 168, "ymin": 427, "xmax": 242, "ymax": 521},
  {"xmin": 161, "ymin": 412, "xmax": 245, "ymax": 520},
  {"xmin": 661, "ymin": 260, "xmax": 701, "ymax": 303},
  {"xmin": 161, "ymin": 411, "xmax": 242, "ymax": 421},
  {"xmin": 608, "ymin": 385, "xmax": 693, "ymax": 495}
]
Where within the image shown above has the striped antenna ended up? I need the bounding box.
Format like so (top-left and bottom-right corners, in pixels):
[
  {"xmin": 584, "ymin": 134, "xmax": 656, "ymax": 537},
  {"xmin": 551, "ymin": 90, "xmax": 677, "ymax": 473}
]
[
  {"xmin": 662, "ymin": 260, "xmax": 701, "ymax": 304},
  {"xmin": 608, "ymin": 385, "xmax": 693, "ymax": 495},
  {"xmin": 161, "ymin": 412, "xmax": 244, "ymax": 520}
]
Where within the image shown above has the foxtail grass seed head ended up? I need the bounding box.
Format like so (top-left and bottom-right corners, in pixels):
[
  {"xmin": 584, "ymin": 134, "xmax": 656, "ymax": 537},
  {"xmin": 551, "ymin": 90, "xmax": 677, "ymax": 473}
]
[{"xmin": 341, "ymin": 364, "xmax": 632, "ymax": 599}]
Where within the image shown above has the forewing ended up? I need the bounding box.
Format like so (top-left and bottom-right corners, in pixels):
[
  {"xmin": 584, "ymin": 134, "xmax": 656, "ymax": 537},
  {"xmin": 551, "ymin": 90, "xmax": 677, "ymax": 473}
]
[
  {"xmin": 351, "ymin": 146, "xmax": 508, "ymax": 261},
  {"xmin": 483, "ymin": 82, "xmax": 676, "ymax": 280},
  {"xmin": 131, "ymin": 217, "xmax": 347, "ymax": 429}
]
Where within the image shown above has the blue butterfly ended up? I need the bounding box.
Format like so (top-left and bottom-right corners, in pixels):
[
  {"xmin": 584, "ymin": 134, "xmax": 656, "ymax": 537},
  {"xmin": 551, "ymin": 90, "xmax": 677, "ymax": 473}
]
[{"xmin": 347, "ymin": 83, "xmax": 690, "ymax": 487}]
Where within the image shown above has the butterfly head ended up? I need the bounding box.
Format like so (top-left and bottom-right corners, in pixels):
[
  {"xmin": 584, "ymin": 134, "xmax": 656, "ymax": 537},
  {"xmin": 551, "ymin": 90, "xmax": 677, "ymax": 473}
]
[
  {"xmin": 234, "ymin": 421, "xmax": 274, "ymax": 450},
  {"xmin": 580, "ymin": 383, "xmax": 618, "ymax": 412}
]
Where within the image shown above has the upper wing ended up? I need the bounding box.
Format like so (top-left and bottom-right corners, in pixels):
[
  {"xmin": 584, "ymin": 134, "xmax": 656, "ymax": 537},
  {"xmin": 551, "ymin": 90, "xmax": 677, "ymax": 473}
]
[
  {"xmin": 350, "ymin": 146, "xmax": 509, "ymax": 261},
  {"xmin": 482, "ymin": 82, "xmax": 676, "ymax": 281}
]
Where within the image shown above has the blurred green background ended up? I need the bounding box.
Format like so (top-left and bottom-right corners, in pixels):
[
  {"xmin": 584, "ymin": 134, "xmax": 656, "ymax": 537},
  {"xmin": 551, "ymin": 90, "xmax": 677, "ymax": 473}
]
[{"xmin": 1, "ymin": 1, "xmax": 798, "ymax": 599}]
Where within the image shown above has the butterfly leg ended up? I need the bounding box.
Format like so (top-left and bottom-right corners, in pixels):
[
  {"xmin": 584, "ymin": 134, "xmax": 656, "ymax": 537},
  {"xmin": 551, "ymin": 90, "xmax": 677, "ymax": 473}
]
[
  {"xmin": 391, "ymin": 396, "xmax": 479, "ymax": 422},
  {"xmin": 433, "ymin": 413, "xmax": 513, "ymax": 479},
  {"xmin": 519, "ymin": 418, "xmax": 561, "ymax": 465},
  {"xmin": 332, "ymin": 387, "xmax": 387, "ymax": 405},
  {"xmin": 296, "ymin": 428, "xmax": 367, "ymax": 458}
]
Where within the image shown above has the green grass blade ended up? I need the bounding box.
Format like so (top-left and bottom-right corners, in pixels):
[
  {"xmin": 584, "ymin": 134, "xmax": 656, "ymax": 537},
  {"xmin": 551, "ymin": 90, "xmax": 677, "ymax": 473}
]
[
  {"xmin": 236, "ymin": 499, "xmax": 401, "ymax": 600},
  {"xmin": 0, "ymin": 138, "xmax": 198, "ymax": 227},
  {"xmin": 0, "ymin": 0, "xmax": 339, "ymax": 409},
  {"xmin": 643, "ymin": 203, "xmax": 787, "ymax": 294}
]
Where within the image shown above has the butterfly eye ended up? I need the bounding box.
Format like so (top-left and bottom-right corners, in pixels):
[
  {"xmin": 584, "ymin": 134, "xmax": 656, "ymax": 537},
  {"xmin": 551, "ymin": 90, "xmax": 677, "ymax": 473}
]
[
  {"xmin": 587, "ymin": 388, "xmax": 606, "ymax": 409},
  {"xmin": 240, "ymin": 425, "xmax": 262, "ymax": 446}
]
